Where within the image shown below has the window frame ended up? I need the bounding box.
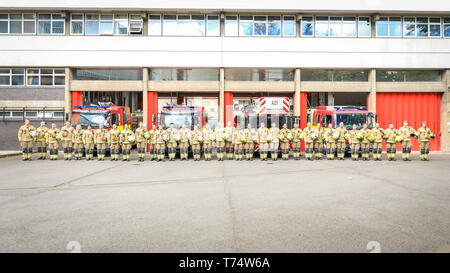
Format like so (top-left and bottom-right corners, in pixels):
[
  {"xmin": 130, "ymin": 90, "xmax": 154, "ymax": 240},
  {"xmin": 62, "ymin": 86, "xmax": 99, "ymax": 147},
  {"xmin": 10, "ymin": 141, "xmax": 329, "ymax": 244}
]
[
  {"xmin": 206, "ymin": 14, "xmax": 220, "ymax": 37},
  {"xmin": 357, "ymin": 16, "xmax": 371, "ymax": 37},
  {"xmin": 376, "ymin": 16, "xmax": 402, "ymax": 38},
  {"xmin": 70, "ymin": 13, "xmax": 84, "ymax": 35},
  {"xmin": 0, "ymin": 13, "xmax": 9, "ymax": 35},
  {"xmin": 253, "ymin": 15, "xmax": 268, "ymax": 36},
  {"xmin": 37, "ymin": 13, "xmax": 65, "ymax": 35},
  {"xmin": 282, "ymin": 15, "xmax": 295, "ymax": 37},
  {"xmin": 85, "ymin": 14, "xmax": 100, "ymax": 35},
  {"xmin": 148, "ymin": 14, "xmax": 162, "ymax": 36},
  {"xmin": 22, "ymin": 13, "xmax": 36, "ymax": 35},
  {"xmin": 99, "ymin": 14, "xmax": 114, "ymax": 35},
  {"xmin": 444, "ymin": 17, "xmax": 450, "ymax": 38},
  {"xmin": 225, "ymin": 15, "xmax": 239, "ymax": 36},
  {"xmin": 239, "ymin": 15, "xmax": 254, "ymax": 36},
  {"xmin": 301, "ymin": 15, "xmax": 315, "ymax": 37},
  {"xmin": 113, "ymin": 14, "xmax": 129, "ymax": 35},
  {"xmin": 428, "ymin": 16, "xmax": 442, "ymax": 38},
  {"xmin": 314, "ymin": 15, "xmax": 330, "ymax": 37},
  {"xmin": 25, "ymin": 68, "xmax": 65, "ymax": 87},
  {"xmin": 129, "ymin": 14, "xmax": 143, "ymax": 35}
]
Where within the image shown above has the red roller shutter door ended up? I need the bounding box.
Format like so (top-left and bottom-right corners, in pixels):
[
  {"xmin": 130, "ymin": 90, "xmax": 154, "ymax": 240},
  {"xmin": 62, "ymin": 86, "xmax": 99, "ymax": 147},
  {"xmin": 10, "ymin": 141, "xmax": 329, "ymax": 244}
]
[{"xmin": 376, "ymin": 92, "xmax": 440, "ymax": 151}]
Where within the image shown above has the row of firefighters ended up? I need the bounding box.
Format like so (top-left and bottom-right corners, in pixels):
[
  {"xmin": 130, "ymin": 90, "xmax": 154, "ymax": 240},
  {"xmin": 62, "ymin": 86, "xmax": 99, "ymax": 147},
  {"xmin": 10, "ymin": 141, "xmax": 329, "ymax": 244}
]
[{"xmin": 18, "ymin": 119, "xmax": 435, "ymax": 162}]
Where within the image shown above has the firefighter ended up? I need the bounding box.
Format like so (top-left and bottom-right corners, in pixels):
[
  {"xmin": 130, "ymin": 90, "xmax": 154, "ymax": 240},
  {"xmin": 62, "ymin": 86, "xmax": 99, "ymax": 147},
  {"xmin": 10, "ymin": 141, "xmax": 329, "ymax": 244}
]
[
  {"xmin": 82, "ymin": 125, "xmax": 95, "ymax": 160},
  {"xmin": 108, "ymin": 124, "xmax": 121, "ymax": 161},
  {"xmin": 35, "ymin": 121, "xmax": 49, "ymax": 160},
  {"xmin": 324, "ymin": 123, "xmax": 337, "ymax": 160},
  {"xmin": 383, "ymin": 123, "xmax": 398, "ymax": 161},
  {"xmin": 269, "ymin": 122, "xmax": 280, "ymax": 161},
  {"xmin": 225, "ymin": 121, "xmax": 234, "ymax": 159},
  {"xmin": 313, "ymin": 123, "xmax": 325, "ymax": 160},
  {"xmin": 18, "ymin": 119, "xmax": 36, "ymax": 161},
  {"xmin": 190, "ymin": 125, "xmax": 202, "ymax": 161},
  {"xmin": 202, "ymin": 124, "xmax": 214, "ymax": 161},
  {"xmin": 279, "ymin": 123, "xmax": 291, "ymax": 160},
  {"xmin": 214, "ymin": 123, "xmax": 226, "ymax": 161},
  {"xmin": 154, "ymin": 124, "xmax": 167, "ymax": 162},
  {"xmin": 47, "ymin": 123, "xmax": 61, "ymax": 160},
  {"xmin": 148, "ymin": 124, "xmax": 157, "ymax": 161},
  {"xmin": 94, "ymin": 124, "xmax": 108, "ymax": 161},
  {"xmin": 335, "ymin": 122, "xmax": 348, "ymax": 160},
  {"xmin": 360, "ymin": 123, "xmax": 371, "ymax": 161},
  {"xmin": 61, "ymin": 121, "xmax": 75, "ymax": 161},
  {"xmin": 370, "ymin": 123, "xmax": 384, "ymax": 161},
  {"xmin": 233, "ymin": 124, "xmax": 245, "ymax": 161},
  {"xmin": 303, "ymin": 122, "xmax": 314, "ymax": 160},
  {"xmin": 348, "ymin": 124, "xmax": 361, "ymax": 161},
  {"xmin": 72, "ymin": 125, "xmax": 84, "ymax": 160},
  {"xmin": 257, "ymin": 122, "xmax": 269, "ymax": 161},
  {"xmin": 291, "ymin": 123, "xmax": 303, "ymax": 160},
  {"xmin": 134, "ymin": 122, "xmax": 147, "ymax": 162},
  {"xmin": 398, "ymin": 120, "xmax": 416, "ymax": 161},
  {"xmin": 417, "ymin": 121, "xmax": 435, "ymax": 161},
  {"xmin": 166, "ymin": 123, "xmax": 179, "ymax": 161},
  {"xmin": 178, "ymin": 123, "xmax": 191, "ymax": 161},
  {"xmin": 244, "ymin": 123, "xmax": 257, "ymax": 161},
  {"xmin": 120, "ymin": 124, "xmax": 135, "ymax": 161}
]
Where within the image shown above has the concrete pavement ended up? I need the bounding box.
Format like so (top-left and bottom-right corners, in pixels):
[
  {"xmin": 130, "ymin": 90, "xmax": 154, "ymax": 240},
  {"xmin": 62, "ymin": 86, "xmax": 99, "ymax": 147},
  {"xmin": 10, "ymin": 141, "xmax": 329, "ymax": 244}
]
[{"xmin": 0, "ymin": 152, "xmax": 449, "ymax": 253}]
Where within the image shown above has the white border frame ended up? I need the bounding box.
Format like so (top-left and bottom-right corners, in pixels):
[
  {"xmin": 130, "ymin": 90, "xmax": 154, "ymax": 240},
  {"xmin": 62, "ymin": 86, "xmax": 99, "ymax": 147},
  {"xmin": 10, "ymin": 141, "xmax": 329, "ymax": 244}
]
[{"xmin": 70, "ymin": 13, "xmax": 84, "ymax": 35}]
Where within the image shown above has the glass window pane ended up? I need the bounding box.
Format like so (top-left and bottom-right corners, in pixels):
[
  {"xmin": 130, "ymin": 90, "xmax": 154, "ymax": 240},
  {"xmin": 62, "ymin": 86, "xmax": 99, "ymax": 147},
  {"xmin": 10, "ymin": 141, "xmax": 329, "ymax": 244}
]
[
  {"xmin": 416, "ymin": 17, "xmax": 428, "ymax": 24},
  {"xmin": 177, "ymin": 15, "xmax": 191, "ymax": 35},
  {"xmin": 192, "ymin": 15, "xmax": 205, "ymax": 36},
  {"xmin": 54, "ymin": 76, "xmax": 65, "ymax": 85},
  {"xmin": 239, "ymin": 16, "xmax": 253, "ymax": 36},
  {"xmin": 315, "ymin": 17, "xmax": 329, "ymax": 37},
  {"xmin": 301, "ymin": 16, "xmax": 313, "ymax": 36},
  {"xmin": 100, "ymin": 21, "xmax": 113, "ymax": 34},
  {"xmin": 444, "ymin": 18, "xmax": 450, "ymax": 24},
  {"xmin": 358, "ymin": 17, "xmax": 370, "ymax": 37},
  {"xmin": 12, "ymin": 69, "xmax": 24, "ymax": 74},
  {"xmin": 403, "ymin": 18, "xmax": 415, "ymax": 37},
  {"xmin": 282, "ymin": 16, "xmax": 295, "ymax": 36},
  {"xmin": 254, "ymin": 16, "xmax": 267, "ymax": 36},
  {"xmin": 444, "ymin": 24, "xmax": 450, "ymax": 37},
  {"xmin": 0, "ymin": 76, "xmax": 10, "ymax": 86},
  {"xmin": 417, "ymin": 24, "xmax": 428, "ymax": 37},
  {"xmin": 41, "ymin": 76, "xmax": 53, "ymax": 85},
  {"xmin": 148, "ymin": 15, "xmax": 161, "ymax": 35},
  {"xmin": 389, "ymin": 18, "xmax": 402, "ymax": 37},
  {"xmin": 0, "ymin": 14, "xmax": 8, "ymax": 19},
  {"xmin": 71, "ymin": 21, "xmax": 83, "ymax": 34},
  {"xmin": 376, "ymin": 22, "xmax": 388, "ymax": 36},
  {"xmin": 12, "ymin": 75, "xmax": 24, "ymax": 85},
  {"xmin": 206, "ymin": 15, "xmax": 219, "ymax": 36},
  {"xmin": 41, "ymin": 69, "xmax": 53, "ymax": 74},
  {"xmin": 27, "ymin": 69, "xmax": 39, "ymax": 74},
  {"xmin": 54, "ymin": 69, "xmax": 65, "ymax": 74},
  {"xmin": 267, "ymin": 16, "xmax": 281, "ymax": 36},
  {"xmin": 0, "ymin": 21, "xmax": 8, "ymax": 33},
  {"xmin": 342, "ymin": 17, "xmax": 356, "ymax": 37},
  {"xmin": 114, "ymin": 20, "xmax": 128, "ymax": 35},
  {"xmin": 38, "ymin": 21, "xmax": 51, "ymax": 34},
  {"xmin": 23, "ymin": 21, "xmax": 35, "ymax": 33},
  {"xmin": 86, "ymin": 21, "xmax": 99, "ymax": 34},
  {"xmin": 163, "ymin": 15, "xmax": 177, "ymax": 35},
  {"xmin": 0, "ymin": 69, "xmax": 10, "ymax": 74},
  {"xmin": 52, "ymin": 21, "xmax": 64, "ymax": 34},
  {"xmin": 430, "ymin": 17, "xmax": 440, "ymax": 24},
  {"xmin": 39, "ymin": 14, "xmax": 51, "ymax": 20},
  {"xmin": 225, "ymin": 16, "xmax": 238, "ymax": 36},
  {"xmin": 86, "ymin": 14, "xmax": 99, "ymax": 20},
  {"xmin": 430, "ymin": 24, "xmax": 441, "ymax": 37},
  {"xmin": 72, "ymin": 14, "xmax": 83, "ymax": 20},
  {"xmin": 27, "ymin": 76, "xmax": 39, "ymax": 85},
  {"xmin": 329, "ymin": 17, "xmax": 342, "ymax": 37},
  {"xmin": 10, "ymin": 21, "xmax": 22, "ymax": 34}
]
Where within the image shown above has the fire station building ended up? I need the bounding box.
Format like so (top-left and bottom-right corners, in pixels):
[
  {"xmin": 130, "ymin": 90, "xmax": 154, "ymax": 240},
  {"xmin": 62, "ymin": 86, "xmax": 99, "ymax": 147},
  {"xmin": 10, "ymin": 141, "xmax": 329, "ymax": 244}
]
[{"xmin": 0, "ymin": 0, "xmax": 449, "ymax": 151}]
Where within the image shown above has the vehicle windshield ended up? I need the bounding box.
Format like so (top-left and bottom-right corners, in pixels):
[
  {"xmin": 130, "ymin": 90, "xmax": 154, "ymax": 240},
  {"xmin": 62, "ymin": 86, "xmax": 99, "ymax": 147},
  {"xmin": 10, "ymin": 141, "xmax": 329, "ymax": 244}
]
[
  {"xmin": 71, "ymin": 113, "xmax": 110, "ymax": 129},
  {"xmin": 160, "ymin": 111, "xmax": 202, "ymax": 130},
  {"xmin": 334, "ymin": 113, "xmax": 367, "ymax": 130}
]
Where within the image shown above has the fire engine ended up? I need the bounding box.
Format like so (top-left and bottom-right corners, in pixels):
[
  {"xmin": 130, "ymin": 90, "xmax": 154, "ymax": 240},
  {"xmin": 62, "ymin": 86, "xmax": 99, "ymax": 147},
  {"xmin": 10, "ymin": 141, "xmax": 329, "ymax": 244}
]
[
  {"xmin": 71, "ymin": 105, "xmax": 132, "ymax": 131},
  {"xmin": 308, "ymin": 106, "xmax": 377, "ymax": 129},
  {"xmin": 153, "ymin": 105, "xmax": 207, "ymax": 129}
]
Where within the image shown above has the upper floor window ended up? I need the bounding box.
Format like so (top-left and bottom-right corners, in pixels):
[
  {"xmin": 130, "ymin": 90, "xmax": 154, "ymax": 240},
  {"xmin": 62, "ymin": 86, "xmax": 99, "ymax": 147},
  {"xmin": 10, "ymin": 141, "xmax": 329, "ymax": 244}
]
[
  {"xmin": 0, "ymin": 69, "xmax": 25, "ymax": 86},
  {"xmin": 26, "ymin": 68, "xmax": 65, "ymax": 86},
  {"xmin": 0, "ymin": 13, "xmax": 36, "ymax": 34},
  {"xmin": 83, "ymin": 14, "xmax": 141, "ymax": 36},
  {"xmin": 301, "ymin": 16, "xmax": 314, "ymax": 36},
  {"xmin": 154, "ymin": 14, "xmax": 215, "ymax": 36},
  {"xmin": 150, "ymin": 68, "xmax": 219, "ymax": 81},
  {"xmin": 376, "ymin": 17, "xmax": 402, "ymax": 37},
  {"xmin": 376, "ymin": 70, "xmax": 441, "ymax": 82},
  {"xmin": 225, "ymin": 16, "xmax": 238, "ymax": 36},
  {"xmin": 314, "ymin": 16, "xmax": 359, "ymax": 37},
  {"xmin": 358, "ymin": 17, "xmax": 371, "ymax": 37},
  {"xmin": 445, "ymin": 18, "xmax": 450, "ymax": 37},
  {"xmin": 403, "ymin": 17, "xmax": 442, "ymax": 37},
  {"xmin": 70, "ymin": 13, "xmax": 83, "ymax": 35},
  {"xmin": 226, "ymin": 15, "xmax": 295, "ymax": 37},
  {"xmin": 38, "ymin": 14, "xmax": 65, "ymax": 35},
  {"xmin": 73, "ymin": 69, "xmax": 142, "ymax": 80},
  {"xmin": 301, "ymin": 70, "xmax": 369, "ymax": 81},
  {"xmin": 225, "ymin": 69, "xmax": 294, "ymax": 81}
]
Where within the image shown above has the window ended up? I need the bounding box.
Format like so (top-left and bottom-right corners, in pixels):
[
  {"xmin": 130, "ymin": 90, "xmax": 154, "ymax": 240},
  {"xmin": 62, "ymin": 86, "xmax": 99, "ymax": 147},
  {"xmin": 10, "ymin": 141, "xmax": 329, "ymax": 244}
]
[
  {"xmin": 73, "ymin": 69, "xmax": 142, "ymax": 81},
  {"xmin": 0, "ymin": 69, "xmax": 25, "ymax": 86},
  {"xmin": 225, "ymin": 16, "xmax": 238, "ymax": 36},
  {"xmin": 23, "ymin": 14, "xmax": 36, "ymax": 34},
  {"xmin": 114, "ymin": 14, "xmax": 128, "ymax": 35},
  {"xmin": 358, "ymin": 17, "xmax": 371, "ymax": 37},
  {"xmin": 282, "ymin": 16, "xmax": 295, "ymax": 36},
  {"xmin": 376, "ymin": 70, "xmax": 441, "ymax": 82},
  {"xmin": 206, "ymin": 15, "xmax": 219, "ymax": 36},
  {"xmin": 301, "ymin": 16, "xmax": 314, "ymax": 36},
  {"xmin": 0, "ymin": 14, "xmax": 8, "ymax": 34},
  {"xmin": 254, "ymin": 16, "xmax": 267, "ymax": 36},
  {"xmin": 70, "ymin": 14, "xmax": 83, "ymax": 35},
  {"xmin": 85, "ymin": 14, "xmax": 99, "ymax": 35},
  {"xmin": 445, "ymin": 18, "xmax": 450, "ymax": 37},
  {"xmin": 149, "ymin": 68, "xmax": 219, "ymax": 81},
  {"xmin": 129, "ymin": 15, "xmax": 143, "ymax": 35},
  {"xmin": 268, "ymin": 16, "xmax": 281, "ymax": 36},
  {"xmin": 162, "ymin": 15, "xmax": 177, "ymax": 35},
  {"xmin": 342, "ymin": 17, "xmax": 357, "ymax": 37},
  {"xmin": 329, "ymin": 16, "xmax": 342, "ymax": 37},
  {"xmin": 148, "ymin": 14, "xmax": 161, "ymax": 36},
  {"xmin": 315, "ymin": 16, "xmax": 329, "ymax": 37},
  {"xmin": 403, "ymin": 16, "xmax": 441, "ymax": 38},
  {"xmin": 191, "ymin": 15, "xmax": 205, "ymax": 36},
  {"xmin": 25, "ymin": 69, "xmax": 65, "ymax": 86},
  {"xmin": 403, "ymin": 17, "xmax": 416, "ymax": 37},
  {"xmin": 416, "ymin": 17, "xmax": 429, "ymax": 37},
  {"xmin": 100, "ymin": 14, "xmax": 113, "ymax": 35},
  {"xmin": 301, "ymin": 70, "xmax": 369, "ymax": 81},
  {"xmin": 239, "ymin": 15, "xmax": 253, "ymax": 36},
  {"xmin": 376, "ymin": 17, "xmax": 401, "ymax": 37},
  {"xmin": 10, "ymin": 14, "xmax": 22, "ymax": 34},
  {"xmin": 38, "ymin": 13, "xmax": 64, "ymax": 35},
  {"xmin": 429, "ymin": 17, "xmax": 441, "ymax": 37},
  {"xmin": 225, "ymin": 69, "xmax": 294, "ymax": 81}
]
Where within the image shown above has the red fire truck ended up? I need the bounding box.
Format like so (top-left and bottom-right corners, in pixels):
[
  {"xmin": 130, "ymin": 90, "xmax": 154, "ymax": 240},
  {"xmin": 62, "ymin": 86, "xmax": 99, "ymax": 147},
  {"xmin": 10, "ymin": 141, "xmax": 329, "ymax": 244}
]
[
  {"xmin": 153, "ymin": 105, "xmax": 207, "ymax": 129},
  {"xmin": 308, "ymin": 106, "xmax": 377, "ymax": 129},
  {"xmin": 71, "ymin": 105, "xmax": 132, "ymax": 131}
]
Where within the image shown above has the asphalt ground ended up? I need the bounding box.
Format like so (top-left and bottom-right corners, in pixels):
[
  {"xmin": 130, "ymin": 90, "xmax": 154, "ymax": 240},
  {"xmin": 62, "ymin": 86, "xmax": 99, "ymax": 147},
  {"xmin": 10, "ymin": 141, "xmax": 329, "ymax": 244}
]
[{"xmin": 0, "ymin": 152, "xmax": 449, "ymax": 253}]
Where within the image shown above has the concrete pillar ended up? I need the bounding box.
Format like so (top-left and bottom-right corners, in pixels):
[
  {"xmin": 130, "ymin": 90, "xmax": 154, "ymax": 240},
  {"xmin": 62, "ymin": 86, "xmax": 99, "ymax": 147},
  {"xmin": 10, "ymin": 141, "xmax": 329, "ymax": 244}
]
[
  {"xmin": 64, "ymin": 67, "xmax": 72, "ymax": 122},
  {"xmin": 441, "ymin": 70, "xmax": 450, "ymax": 151},
  {"xmin": 219, "ymin": 68, "xmax": 225, "ymax": 124},
  {"xmin": 294, "ymin": 68, "xmax": 301, "ymax": 116},
  {"xmin": 65, "ymin": 14, "xmax": 70, "ymax": 36},
  {"xmin": 368, "ymin": 69, "xmax": 377, "ymax": 113},
  {"xmin": 220, "ymin": 14, "xmax": 225, "ymax": 37},
  {"xmin": 143, "ymin": 68, "xmax": 149, "ymax": 126}
]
